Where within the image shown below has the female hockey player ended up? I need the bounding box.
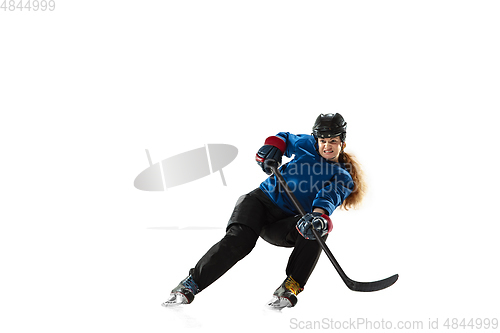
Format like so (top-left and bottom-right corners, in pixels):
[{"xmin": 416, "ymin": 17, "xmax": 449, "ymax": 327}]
[{"xmin": 162, "ymin": 113, "xmax": 366, "ymax": 309}]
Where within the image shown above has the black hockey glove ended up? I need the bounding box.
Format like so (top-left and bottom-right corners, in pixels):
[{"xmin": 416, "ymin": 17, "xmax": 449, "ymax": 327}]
[
  {"xmin": 255, "ymin": 136, "xmax": 286, "ymax": 175},
  {"xmin": 296, "ymin": 212, "xmax": 332, "ymax": 240}
]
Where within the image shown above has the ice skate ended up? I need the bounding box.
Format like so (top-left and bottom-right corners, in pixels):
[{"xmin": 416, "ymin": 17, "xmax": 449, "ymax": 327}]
[
  {"xmin": 161, "ymin": 275, "xmax": 199, "ymax": 307},
  {"xmin": 267, "ymin": 276, "xmax": 303, "ymax": 310}
]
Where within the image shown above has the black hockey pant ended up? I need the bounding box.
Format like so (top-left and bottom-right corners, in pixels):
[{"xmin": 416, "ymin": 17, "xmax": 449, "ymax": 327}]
[{"xmin": 189, "ymin": 188, "xmax": 328, "ymax": 291}]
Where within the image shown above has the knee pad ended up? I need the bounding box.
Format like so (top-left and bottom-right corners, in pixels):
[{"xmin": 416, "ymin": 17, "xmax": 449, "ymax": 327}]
[{"xmin": 225, "ymin": 224, "xmax": 258, "ymax": 259}]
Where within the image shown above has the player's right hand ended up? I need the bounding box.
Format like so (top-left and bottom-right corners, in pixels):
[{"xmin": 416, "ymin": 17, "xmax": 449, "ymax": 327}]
[{"xmin": 255, "ymin": 136, "xmax": 286, "ymax": 175}]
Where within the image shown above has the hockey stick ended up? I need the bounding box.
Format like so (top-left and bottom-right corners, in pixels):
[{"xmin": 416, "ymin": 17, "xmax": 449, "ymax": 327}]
[{"xmin": 269, "ymin": 164, "xmax": 398, "ymax": 292}]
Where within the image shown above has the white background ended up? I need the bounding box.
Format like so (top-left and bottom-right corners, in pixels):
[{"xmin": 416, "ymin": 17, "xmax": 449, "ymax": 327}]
[{"xmin": 1, "ymin": 1, "xmax": 499, "ymax": 332}]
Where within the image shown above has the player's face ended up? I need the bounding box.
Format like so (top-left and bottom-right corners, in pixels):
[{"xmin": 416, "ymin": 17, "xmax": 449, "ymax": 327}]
[{"xmin": 317, "ymin": 136, "xmax": 344, "ymax": 162}]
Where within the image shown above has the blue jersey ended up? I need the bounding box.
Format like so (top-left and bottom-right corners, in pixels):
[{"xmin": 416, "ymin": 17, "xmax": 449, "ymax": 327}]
[{"xmin": 259, "ymin": 132, "xmax": 354, "ymax": 216}]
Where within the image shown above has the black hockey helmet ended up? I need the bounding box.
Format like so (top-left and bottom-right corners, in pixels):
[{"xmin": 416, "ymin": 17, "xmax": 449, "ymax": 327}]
[{"xmin": 312, "ymin": 113, "xmax": 347, "ymax": 142}]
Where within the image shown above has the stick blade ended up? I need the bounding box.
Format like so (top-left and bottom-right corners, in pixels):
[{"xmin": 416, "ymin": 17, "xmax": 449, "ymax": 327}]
[{"xmin": 347, "ymin": 274, "xmax": 399, "ymax": 292}]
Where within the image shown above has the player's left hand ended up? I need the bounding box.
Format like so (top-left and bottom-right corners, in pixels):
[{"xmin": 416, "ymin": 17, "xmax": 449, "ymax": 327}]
[{"xmin": 296, "ymin": 212, "xmax": 332, "ymax": 240}]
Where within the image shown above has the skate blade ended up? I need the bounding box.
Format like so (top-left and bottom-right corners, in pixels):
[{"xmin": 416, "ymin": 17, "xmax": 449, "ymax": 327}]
[
  {"xmin": 267, "ymin": 295, "xmax": 292, "ymax": 310},
  {"xmin": 161, "ymin": 293, "xmax": 189, "ymax": 307}
]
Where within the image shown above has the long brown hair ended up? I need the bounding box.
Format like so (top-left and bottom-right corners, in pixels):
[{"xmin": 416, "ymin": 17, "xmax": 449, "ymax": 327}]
[{"xmin": 338, "ymin": 150, "xmax": 366, "ymax": 210}]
